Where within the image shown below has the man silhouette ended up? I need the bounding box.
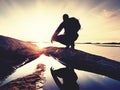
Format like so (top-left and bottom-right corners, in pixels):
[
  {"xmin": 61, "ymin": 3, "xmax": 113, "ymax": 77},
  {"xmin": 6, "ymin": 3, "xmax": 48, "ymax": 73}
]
[
  {"xmin": 50, "ymin": 67, "xmax": 79, "ymax": 90},
  {"xmin": 51, "ymin": 14, "xmax": 81, "ymax": 49}
]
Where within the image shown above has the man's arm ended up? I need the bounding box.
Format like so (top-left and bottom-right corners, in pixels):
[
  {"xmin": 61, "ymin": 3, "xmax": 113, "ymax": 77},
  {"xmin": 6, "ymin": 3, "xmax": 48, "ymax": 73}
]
[{"xmin": 51, "ymin": 22, "xmax": 64, "ymax": 43}]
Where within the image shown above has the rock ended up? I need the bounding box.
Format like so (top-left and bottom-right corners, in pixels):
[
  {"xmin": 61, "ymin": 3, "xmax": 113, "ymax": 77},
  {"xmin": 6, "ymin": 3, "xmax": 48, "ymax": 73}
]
[
  {"xmin": 0, "ymin": 64, "xmax": 46, "ymax": 90},
  {"xmin": 0, "ymin": 35, "xmax": 41, "ymax": 83},
  {"xmin": 42, "ymin": 46, "xmax": 120, "ymax": 81}
]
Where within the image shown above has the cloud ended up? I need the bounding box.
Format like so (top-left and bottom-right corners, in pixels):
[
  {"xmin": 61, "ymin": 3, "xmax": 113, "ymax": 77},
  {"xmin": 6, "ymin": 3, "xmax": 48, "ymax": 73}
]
[
  {"xmin": 0, "ymin": 0, "xmax": 37, "ymax": 9},
  {"xmin": 0, "ymin": 0, "xmax": 38, "ymax": 16},
  {"xmin": 98, "ymin": 9, "xmax": 120, "ymax": 26},
  {"xmin": 102, "ymin": 9, "xmax": 117, "ymax": 18},
  {"xmin": 0, "ymin": 0, "xmax": 37, "ymax": 6}
]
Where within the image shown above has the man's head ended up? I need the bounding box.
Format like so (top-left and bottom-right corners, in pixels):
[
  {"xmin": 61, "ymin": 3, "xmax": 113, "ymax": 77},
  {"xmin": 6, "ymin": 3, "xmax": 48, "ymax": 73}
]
[{"xmin": 63, "ymin": 14, "xmax": 69, "ymax": 21}]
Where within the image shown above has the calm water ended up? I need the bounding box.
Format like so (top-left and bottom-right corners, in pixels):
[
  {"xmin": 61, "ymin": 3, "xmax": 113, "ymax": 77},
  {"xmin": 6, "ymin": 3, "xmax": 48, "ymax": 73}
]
[
  {"xmin": 43, "ymin": 43, "xmax": 120, "ymax": 90},
  {"xmin": 2, "ymin": 43, "xmax": 120, "ymax": 90}
]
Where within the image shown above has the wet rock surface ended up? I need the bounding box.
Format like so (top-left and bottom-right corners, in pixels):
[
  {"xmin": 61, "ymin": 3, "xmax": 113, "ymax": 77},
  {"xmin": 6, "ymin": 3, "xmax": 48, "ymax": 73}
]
[{"xmin": 0, "ymin": 64, "xmax": 46, "ymax": 90}]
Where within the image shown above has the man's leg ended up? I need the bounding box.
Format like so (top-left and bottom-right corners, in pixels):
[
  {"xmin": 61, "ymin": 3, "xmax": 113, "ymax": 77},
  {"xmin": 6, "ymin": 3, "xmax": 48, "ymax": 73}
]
[
  {"xmin": 55, "ymin": 35, "xmax": 75, "ymax": 49},
  {"xmin": 65, "ymin": 45, "xmax": 70, "ymax": 49},
  {"xmin": 71, "ymin": 42, "xmax": 75, "ymax": 49},
  {"xmin": 55, "ymin": 35, "xmax": 69, "ymax": 47},
  {"xmin": 70, "ymin": 34, "xmax": 79, "ymax": 49}
]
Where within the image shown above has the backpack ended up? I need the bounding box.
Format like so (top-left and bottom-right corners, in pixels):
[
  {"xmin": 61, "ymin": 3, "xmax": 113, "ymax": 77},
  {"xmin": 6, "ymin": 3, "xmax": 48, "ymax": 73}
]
[{"xmin": 69, "ymin": 17, "xmax": 81, "ymax": 32}]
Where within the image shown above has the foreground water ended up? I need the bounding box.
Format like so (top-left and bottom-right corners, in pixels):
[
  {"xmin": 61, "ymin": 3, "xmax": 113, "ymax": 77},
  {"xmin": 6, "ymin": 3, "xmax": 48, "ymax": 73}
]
[{"xmin": 1, "ymin": 43, "xmax": 120, "ymax": 90}]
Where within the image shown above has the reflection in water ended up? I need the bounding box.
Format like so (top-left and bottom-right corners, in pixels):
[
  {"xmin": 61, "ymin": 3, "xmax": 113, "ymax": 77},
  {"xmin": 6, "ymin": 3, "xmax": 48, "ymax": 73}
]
[
  {"xmin": 1, "ymin": 43, "xmax": 120, "ymax": 90},
  {"xmin": 50, "ymin": 67, "xmax": 79, "ymax": 90}
]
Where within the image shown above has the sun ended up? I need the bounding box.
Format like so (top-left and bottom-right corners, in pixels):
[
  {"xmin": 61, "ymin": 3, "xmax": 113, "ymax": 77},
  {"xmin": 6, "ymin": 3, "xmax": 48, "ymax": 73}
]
[{"xmin": 0, "ymin": 5, "xmax": 58, "ymax": 42}]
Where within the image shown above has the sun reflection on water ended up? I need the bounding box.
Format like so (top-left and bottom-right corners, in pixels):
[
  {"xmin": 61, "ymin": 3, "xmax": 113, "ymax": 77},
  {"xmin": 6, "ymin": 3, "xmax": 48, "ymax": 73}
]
[{"xmin": 1, "ymin": 43, "xmax": 120, "ymax": 89}]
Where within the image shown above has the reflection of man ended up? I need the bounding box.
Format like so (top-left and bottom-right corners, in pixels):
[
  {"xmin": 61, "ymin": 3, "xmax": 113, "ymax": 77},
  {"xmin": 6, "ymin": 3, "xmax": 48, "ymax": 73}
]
[
  {"xmin": 51, "ymin": 14, "xmax": 81, "ymax": 49},
  {"xmin": 50, "ymin": 67, "xmax": 79, "ymax": 90}
]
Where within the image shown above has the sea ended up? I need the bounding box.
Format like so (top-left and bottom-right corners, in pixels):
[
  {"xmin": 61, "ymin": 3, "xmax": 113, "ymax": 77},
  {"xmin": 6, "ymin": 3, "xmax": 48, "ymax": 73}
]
[{"xmin": 1, "ymin": 43, "xmax": 120, "ymax": 90}]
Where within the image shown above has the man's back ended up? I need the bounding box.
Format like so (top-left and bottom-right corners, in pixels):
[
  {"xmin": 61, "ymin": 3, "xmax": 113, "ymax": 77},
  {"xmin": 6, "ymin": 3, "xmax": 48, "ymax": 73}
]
[{"xmin": 64, "ymin": 17, "xmax": 81, "ymax": 35}]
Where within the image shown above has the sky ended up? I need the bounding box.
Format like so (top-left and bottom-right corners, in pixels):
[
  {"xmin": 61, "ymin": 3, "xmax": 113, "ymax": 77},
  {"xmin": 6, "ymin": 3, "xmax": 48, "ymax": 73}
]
[{"xmin": 0, "ymin": 0, "xmax": 120, "ymax": 42}]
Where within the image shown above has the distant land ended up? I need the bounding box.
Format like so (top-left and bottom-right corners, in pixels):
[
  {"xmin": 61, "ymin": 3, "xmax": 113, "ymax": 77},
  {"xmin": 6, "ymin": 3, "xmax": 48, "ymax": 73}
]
[
  {"xmin": 76, "ymin": 42, "xmax": 120, "ymax": 44},
  {"xmin": 37, "ymin": 41, "xmax": 120, "ymax": 45}
]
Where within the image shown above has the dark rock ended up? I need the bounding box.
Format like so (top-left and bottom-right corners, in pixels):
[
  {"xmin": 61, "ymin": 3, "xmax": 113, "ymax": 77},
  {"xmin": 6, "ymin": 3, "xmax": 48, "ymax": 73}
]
[
  {"xmin": 42, "ymin": 46, "xmax": 120, "ymax": 81},
  {"xmin": 0, "ymin": 64, "xmax": 46, "ymax": 90},
  {"xmin": 0, "ymin": 35, "xmax": 41, "ymax": 82}
]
